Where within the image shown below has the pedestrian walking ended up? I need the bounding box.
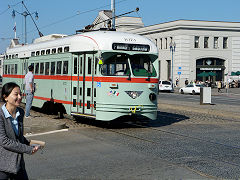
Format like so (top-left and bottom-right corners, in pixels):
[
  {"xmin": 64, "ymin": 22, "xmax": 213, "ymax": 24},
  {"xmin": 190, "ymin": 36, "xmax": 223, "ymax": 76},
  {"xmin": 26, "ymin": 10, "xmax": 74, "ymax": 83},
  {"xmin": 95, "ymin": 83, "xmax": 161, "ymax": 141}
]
[
  {"xmin": 217, "ymin": 81, "xmax": 222, "ymax": 92},
  {"xmin": 0, "ymin": 82, "xmax": 40, "ymax": 180},
  {"xmin": 24, "ymin": 65, "xmax": 35, "ymax": 118}
]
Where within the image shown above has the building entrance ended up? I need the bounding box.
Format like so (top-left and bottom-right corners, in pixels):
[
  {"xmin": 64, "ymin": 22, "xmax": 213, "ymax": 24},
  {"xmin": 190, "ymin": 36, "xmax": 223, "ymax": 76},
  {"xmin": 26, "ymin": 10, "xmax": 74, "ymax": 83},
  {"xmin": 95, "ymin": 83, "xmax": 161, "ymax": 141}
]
[{"xmin": 196, "ymin": 58, "xmax": 225, "ymax": 84}]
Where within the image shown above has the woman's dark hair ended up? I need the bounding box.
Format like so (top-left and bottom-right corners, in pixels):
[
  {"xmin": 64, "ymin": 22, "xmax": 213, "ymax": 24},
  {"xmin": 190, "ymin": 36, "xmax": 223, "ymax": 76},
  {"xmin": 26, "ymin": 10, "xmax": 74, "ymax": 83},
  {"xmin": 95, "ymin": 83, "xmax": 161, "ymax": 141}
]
[{"xmin": 1, "ymin": 82, "xmax": 20, "ymax": 103}]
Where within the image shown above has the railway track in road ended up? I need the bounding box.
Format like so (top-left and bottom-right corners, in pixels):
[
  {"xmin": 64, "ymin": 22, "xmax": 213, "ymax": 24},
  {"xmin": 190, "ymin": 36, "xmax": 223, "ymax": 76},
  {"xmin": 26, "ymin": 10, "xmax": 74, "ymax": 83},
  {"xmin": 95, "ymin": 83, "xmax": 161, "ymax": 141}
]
[{"xmin": 99, "ymin": 115, "xmax": 240, "ymax": 178}]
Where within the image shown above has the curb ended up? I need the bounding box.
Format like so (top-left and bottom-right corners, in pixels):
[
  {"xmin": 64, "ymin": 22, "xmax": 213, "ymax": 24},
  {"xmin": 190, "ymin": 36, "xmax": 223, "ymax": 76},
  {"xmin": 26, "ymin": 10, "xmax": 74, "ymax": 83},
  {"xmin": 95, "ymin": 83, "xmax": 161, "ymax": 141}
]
[{"xmin": 24, "ymin": 122, "xmax": 67, "ymax": 135}]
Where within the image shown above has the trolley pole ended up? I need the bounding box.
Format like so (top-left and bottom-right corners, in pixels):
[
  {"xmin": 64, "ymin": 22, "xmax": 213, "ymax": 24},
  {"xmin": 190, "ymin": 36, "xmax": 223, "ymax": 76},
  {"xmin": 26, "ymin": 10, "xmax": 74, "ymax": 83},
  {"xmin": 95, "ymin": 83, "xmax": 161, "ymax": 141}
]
[{"xmin": 111, "ymin": 0, "xmax": 116, "ymax": 29}]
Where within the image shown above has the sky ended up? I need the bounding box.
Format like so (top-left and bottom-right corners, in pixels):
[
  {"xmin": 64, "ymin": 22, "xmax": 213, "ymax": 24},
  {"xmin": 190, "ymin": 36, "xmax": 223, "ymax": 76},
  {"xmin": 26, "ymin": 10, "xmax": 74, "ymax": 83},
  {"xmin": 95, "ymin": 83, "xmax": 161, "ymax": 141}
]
[{"xmin": 1, "ymin": 0, "xmax": 240, "ymax": 54}]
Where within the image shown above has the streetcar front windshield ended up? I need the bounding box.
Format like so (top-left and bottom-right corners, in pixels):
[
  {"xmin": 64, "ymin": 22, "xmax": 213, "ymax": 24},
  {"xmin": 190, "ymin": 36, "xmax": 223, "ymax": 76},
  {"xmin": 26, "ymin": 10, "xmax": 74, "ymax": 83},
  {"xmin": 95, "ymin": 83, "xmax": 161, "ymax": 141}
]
[
  {"xmin": 101, "ymin": 53, "xmax": 130, "ymax": 76},
  {"xmin": 101, "ymin": 53, "xmax": 157, "ymax": 77}
]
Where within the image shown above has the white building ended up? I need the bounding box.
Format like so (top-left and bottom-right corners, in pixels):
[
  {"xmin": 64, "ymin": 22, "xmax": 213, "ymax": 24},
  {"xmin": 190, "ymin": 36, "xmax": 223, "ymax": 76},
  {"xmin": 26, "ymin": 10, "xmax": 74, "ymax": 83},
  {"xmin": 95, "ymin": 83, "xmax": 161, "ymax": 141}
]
[
  {"xmin": 129, "ymin": 20, "xmax": 240, "ymax": 86},
  {"xmin": 93, "ymin": 11, "xmax": 240, "ymax": 86}
]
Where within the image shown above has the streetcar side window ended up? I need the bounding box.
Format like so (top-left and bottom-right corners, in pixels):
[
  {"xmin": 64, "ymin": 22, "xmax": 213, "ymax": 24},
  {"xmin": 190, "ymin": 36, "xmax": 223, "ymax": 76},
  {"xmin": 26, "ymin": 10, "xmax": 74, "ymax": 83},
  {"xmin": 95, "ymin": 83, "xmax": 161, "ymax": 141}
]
[
  {"xmin": 64, "ymin": 46, "xmax": 69, "ymax": 52},
  {"xmin": 36, "ymin": 51, "xmax": 40, "ymax": 56},
  {"xmin": 45, "ymin": 62, "xmax": 50, "ymax": 75},
  {"xmin": 63, "ymin": 61, "xmax": 68, "ymax": 74},
  {"xmin": 31, "ymin": 52, "xmax": 35, "ymax": 56},
  {"xmin": 15, "ymin": 64, "xmax": 17, "ymax": 74},
  {"xmin": 15, "ymin": 54, "xmax": 18, "ymax": 58},
  {"xmin": 4, "ymin": 65, "xmax": 7, "ymax": 74},
  {"xmin": 52, "ymin": 48, "xmax": 56, "ymax": 54},
  {"xmin": 88, "ymin": 57, "xmax": 92, "ymax": 74},
  {"xmin": 58, "ymin": 47, "xmax": 62, "ymax": 53},
  {"xmin": 80, "ymin": 57, "xmax": 83, "ymax": 74},
  {"xmin": 40, "ymin": 62, "xmax": 44, "ymax": 74},
  {"xmin": 10, "ymin": 64, "xmax": 14, "ymax": 74},
  {"xmin": 51, "ymin": 62, "xmax": 55, "ymax": 75},
  {"xmin": 74, "ymin": 57, "xmax": 77, "ymax": 74},
  {"xmin": 12, "ymin": 55, "xmax": 15, "ymax": 59},
  {"xmin": 7, "ymin": 65, "xmax": 10, "ymax": 74},
  {"xmin": 35, "ymin": 63, "xmax": 39, "ymax": 74},
  {"xmin": 95, "ymin": 57, "xmax": 98, "ymax": 75},
  {"xmin": 56, "ymin": 61, "xmax": 62, "ymax": 74}
]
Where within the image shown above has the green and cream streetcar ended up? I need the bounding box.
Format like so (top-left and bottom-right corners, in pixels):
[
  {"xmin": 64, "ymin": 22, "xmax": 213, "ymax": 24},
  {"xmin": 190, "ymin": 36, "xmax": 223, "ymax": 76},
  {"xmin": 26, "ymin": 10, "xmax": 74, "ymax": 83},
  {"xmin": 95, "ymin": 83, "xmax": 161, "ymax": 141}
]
[{"xmin": 3, "ymin": 30, "xmax": 159, "ymax": 121}]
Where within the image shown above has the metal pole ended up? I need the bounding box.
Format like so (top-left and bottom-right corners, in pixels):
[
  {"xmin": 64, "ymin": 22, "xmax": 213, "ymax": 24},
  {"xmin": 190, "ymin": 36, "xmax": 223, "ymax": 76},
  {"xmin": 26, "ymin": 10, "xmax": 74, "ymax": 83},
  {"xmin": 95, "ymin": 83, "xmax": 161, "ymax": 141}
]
[
  {"xmin": 171, "ymin": 48, "xmax": 173, "ymax": 88},
  {"xmin": 111, "ymin": 0, "xmax": 115, "ymax": 29},
  {"xmin": 24, "ymin": 13, "xmax": 27, "ymax": 44}
]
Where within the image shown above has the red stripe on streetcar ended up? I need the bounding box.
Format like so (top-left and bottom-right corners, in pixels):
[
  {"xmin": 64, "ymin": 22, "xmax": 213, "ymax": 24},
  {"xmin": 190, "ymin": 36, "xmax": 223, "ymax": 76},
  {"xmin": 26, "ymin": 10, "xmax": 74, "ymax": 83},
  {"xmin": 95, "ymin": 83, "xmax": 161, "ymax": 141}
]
[
  {"xmin": 3, "ymin": 74, "xmax": 158, "ymax": 83},
  {"xmin": 3, "ymin": 74, "xmax": 24, "ymax": 78},
  {"xmin": 34, "ymin": 96, "xmax": 72, "ymax": 104}
]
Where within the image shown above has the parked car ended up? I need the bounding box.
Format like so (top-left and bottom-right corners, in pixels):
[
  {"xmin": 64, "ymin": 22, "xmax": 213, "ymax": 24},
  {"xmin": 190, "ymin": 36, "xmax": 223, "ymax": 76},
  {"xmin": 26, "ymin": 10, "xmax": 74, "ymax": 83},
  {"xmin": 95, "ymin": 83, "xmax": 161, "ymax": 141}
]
[
  {"xmin": 179, "ymin": 84, "xmax": 204, "ymax": 95},
  {"xmin": 159, "ymin": 80, "xmax": 173, "ymax": 92}
]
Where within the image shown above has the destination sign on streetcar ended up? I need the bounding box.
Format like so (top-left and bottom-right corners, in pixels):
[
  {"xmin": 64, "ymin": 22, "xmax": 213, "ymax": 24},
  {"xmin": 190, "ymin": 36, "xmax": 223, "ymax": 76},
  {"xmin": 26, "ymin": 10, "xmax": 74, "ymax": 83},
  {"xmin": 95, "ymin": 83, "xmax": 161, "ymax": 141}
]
[{"xmin": 112, "ymin": 43, "xmax": 150, "ymax": 52}]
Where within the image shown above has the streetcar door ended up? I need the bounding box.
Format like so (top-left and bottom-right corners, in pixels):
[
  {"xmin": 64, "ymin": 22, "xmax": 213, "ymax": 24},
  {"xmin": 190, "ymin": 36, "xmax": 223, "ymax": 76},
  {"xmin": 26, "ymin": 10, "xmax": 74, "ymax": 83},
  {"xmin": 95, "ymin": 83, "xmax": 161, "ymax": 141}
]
[
  {"xmin": 78, "ymin": 54, "xmax": 84, "ymax": 114},
  {"xmin": 71, "ymin": 54, "xmax": 79, "ymax": 113},
  {"xmin": 83, "ymin": 53, "xmax": 95, "ymax": 115}
]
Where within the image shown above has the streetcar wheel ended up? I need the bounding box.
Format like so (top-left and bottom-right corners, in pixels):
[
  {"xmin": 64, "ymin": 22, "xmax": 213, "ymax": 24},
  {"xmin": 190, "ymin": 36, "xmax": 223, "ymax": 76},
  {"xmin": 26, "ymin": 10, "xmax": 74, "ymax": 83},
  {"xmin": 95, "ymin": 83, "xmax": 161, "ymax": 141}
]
[
  {"xmin": 192, "ymin": 90, "xmax": 195, "ymax": 95},
  {"xmin": 180, "ymin": 89, "xmax": 184, "ymax": 94}
]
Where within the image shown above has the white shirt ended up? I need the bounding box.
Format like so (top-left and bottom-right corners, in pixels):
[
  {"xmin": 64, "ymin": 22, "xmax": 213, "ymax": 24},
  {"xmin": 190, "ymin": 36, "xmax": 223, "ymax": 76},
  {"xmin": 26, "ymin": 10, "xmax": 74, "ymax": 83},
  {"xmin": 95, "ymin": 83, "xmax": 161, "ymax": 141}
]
[{"xmin": 25, "ymin": 71, "xmax": 34, "ymax": 91}]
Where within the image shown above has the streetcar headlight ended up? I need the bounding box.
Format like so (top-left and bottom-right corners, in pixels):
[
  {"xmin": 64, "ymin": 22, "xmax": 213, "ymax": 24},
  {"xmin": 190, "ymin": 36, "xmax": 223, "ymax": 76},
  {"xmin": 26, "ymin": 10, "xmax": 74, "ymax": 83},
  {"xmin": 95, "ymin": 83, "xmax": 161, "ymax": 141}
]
[
  {"xmin": 125, "ymin": 91, "xmax": 143, "ymax": 99},
  {"xmin": 149, "ymin": 93, "xmax": 156, "ymax": 101}
]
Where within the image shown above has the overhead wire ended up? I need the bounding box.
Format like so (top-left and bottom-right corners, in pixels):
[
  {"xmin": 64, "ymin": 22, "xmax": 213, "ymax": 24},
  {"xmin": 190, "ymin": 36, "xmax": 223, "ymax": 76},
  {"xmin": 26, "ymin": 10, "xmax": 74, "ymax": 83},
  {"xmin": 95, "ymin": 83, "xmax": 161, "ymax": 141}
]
[
  {"xmin": 0, "ymin": 0, "xmax": 27, "ymax": 16},
  {"xmin": 1, "ymin": 0, "xmax": 133, "ymax": 43}
]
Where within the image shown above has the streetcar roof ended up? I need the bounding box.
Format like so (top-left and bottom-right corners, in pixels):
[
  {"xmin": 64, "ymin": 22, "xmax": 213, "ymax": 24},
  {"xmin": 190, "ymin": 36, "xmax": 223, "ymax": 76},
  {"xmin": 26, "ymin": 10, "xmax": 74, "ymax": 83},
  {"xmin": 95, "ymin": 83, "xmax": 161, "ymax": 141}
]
[{"xmin": 5, "ymin": 31, "xmax": 157, "ymax": 58}]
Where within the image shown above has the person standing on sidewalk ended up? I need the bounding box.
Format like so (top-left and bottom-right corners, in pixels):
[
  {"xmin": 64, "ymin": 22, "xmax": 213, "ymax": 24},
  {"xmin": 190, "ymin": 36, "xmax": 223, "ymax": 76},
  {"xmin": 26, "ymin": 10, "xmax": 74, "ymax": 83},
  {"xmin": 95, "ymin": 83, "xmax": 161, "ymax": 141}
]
[
  {"xmin": 217, "ymin": 81, "xmax": 222, "ymax": 93},
  {"xmin": 24, "ymin": 65, "xmax": 34, "ymax": 118},
  {"xmin": 0, "ymin": 82, "xmax": 39, "ymax": 180}
]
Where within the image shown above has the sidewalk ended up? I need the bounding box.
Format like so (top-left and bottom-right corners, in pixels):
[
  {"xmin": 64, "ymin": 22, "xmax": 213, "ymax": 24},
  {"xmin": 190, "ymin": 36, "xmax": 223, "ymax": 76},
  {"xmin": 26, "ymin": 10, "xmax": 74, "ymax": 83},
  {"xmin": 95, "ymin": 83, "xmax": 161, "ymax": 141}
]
[{"xmin": 0, "ymin": 102, "xmax": 67, "ymax": 135}]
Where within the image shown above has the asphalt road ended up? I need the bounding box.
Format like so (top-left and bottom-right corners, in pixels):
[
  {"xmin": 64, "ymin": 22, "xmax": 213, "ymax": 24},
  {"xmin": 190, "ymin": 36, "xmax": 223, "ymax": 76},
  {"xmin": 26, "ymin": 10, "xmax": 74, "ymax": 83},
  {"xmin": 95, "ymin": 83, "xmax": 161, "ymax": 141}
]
[
  {"xmin": 25, "ymin": 105, "xmax": 240, "ymax": 179},
  {"xmin": 24, "ymin": 129, "xmax": 207, "ymax": 179}
]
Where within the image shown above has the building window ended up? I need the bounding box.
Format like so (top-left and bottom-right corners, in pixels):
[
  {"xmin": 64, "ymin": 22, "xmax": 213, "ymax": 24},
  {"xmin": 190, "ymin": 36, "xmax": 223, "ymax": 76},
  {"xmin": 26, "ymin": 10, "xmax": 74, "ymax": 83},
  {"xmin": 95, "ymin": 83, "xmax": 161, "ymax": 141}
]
[
  {"xmin": 160, "ymin": 38, "xmax": 162, "ymax": 49},
  {"xmin": 223, "ymin": 37, "xmax": 228, "ymax": 49},
  {"xmin": 214, "ymin": 37, "xmax": 219, "ymax": 49},
  {"xmin": 165, "ymin": 38, "xmax": 168, "ymax": 49},
  {"xmin": 167, "ymin": 60, "xmax": 171, "ymax": 80},
  {"xmin": 204, "ymin": 37, "xmax": 209, "ymax": 48},
  {"xmin": 194, "ymin": 36, "xmax": 200, "ymax": 48}
]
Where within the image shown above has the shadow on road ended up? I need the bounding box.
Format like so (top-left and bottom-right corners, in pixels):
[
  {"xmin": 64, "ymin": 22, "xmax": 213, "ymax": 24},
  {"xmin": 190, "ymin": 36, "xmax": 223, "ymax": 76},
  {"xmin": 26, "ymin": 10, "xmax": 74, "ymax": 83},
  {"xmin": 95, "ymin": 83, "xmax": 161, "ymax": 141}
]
[{"xmin": 73, "ymin": 111, "xmax": 189, "ymax": 129}]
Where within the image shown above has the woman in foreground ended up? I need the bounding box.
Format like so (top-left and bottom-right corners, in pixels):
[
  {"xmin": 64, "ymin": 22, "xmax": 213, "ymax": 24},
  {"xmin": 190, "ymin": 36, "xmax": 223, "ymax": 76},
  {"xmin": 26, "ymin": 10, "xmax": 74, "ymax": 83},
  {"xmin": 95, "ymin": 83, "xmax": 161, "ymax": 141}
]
[{"xmin": 0, "ymin": 82, "xmax": 39, "ymax": 180}]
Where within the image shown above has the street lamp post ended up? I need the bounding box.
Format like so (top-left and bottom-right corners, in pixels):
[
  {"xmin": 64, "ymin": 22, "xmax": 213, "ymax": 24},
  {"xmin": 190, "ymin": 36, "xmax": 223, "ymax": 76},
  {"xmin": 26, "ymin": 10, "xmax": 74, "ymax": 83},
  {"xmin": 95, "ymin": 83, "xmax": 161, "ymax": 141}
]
[{"xmin": 169, "ymin": 41, "xmax": 176, "ymax": 88}]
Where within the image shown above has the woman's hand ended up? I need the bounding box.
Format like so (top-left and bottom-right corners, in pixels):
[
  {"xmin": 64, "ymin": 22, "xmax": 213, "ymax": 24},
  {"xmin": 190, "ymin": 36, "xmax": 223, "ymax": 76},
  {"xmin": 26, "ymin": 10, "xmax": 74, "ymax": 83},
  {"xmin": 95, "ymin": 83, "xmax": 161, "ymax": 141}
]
[{"xmin": 31, "ymin": 145, "xmax": 40, "ymax": 154}]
